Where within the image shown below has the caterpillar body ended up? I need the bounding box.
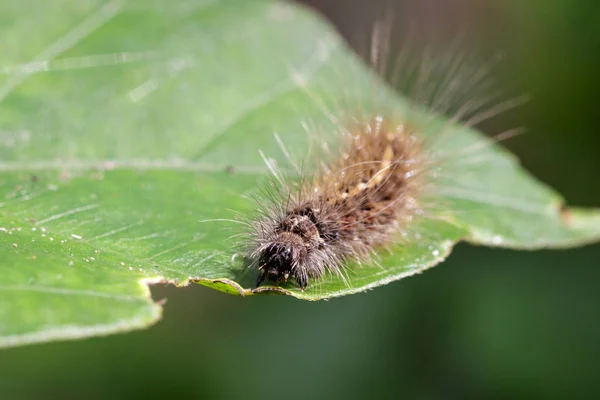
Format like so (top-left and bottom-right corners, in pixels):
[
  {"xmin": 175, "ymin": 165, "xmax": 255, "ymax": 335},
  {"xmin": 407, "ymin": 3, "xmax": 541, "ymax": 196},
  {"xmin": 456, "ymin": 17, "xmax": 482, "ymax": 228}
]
[{"xmin": 251, "ymin": 116, "xmax": 425, "ymax": 289}]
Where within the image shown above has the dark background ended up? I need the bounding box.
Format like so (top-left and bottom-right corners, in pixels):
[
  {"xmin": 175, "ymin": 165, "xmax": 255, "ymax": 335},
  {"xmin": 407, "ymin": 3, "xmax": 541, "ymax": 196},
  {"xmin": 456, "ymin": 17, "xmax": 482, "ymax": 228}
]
[{"xmin": 1, "ymin": 0, "xmax": 599, "ymax": 399}]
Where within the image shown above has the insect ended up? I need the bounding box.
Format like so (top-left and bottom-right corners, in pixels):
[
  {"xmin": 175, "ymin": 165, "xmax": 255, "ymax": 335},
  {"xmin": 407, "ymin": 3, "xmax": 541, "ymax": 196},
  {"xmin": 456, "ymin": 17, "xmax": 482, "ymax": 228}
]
[
  {"xmin": 244, "ymin": 15, "xmax": 519, "ymax": 290},
  {"xmin": 250, "ymin": 116, "xmax": 426, "ymax": 289}
]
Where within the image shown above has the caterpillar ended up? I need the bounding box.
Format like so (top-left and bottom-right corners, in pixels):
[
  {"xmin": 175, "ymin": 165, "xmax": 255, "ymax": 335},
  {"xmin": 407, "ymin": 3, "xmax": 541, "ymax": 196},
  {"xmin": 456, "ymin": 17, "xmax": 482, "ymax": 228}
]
[
  {"xmin": 244, "ymin": 12, "xmax": 515, "ymax": 290},
  {"xmin": 251, "ymin": 115, "xmax": 425, "ymax": 289}
]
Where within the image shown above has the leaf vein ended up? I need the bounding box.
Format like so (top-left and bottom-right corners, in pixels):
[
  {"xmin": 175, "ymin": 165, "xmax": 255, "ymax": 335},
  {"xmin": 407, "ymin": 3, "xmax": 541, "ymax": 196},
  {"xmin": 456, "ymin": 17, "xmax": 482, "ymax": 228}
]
[
  {"xmin": 37, "ymin": 204, "xmax": 100, "ymax": 225},
  {"xmin": 0, "ymin": 285, "xmax": 144, "ymax": 302},
  {"xmin": 0, "ymin": 0, "xmax": 123, "ymax": 103}
]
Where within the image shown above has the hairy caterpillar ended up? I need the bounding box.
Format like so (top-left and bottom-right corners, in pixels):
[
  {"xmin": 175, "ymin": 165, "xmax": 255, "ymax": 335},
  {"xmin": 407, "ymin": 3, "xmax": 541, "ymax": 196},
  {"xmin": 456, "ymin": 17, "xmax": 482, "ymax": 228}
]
[
  {"xmin": 251, "ymin": 116, "xmax": 425, "ymax": 289},
  {"xmin": 243, "ymin": 12, "xmax": 518, "ymax": 290}
]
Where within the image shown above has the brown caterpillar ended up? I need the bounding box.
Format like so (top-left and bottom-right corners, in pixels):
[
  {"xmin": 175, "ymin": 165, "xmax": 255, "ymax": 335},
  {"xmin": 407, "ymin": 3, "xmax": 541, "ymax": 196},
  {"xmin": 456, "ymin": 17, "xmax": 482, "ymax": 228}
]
[
  {"xmin": 250, "ymin": 116, "xmax": 425, "ymax": 289},
  {"xmin": 244, "ymin": 14, "xmax": 515, "ymax": 290}
]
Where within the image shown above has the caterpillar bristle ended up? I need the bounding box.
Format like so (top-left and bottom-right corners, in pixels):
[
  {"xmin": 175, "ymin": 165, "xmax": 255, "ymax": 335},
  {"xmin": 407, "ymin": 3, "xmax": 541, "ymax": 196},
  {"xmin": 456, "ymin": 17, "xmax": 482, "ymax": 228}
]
[{"xmin": 241, "ymin": 10, "xmax": 521, "ymax": 290}]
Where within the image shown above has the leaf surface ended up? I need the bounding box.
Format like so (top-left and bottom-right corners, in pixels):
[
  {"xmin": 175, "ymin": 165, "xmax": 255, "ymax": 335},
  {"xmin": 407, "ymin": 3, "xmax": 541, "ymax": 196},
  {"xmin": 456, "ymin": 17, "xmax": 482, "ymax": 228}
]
[{"xmin": 1, "ymin": 0, "xmax": 598, "ymax": 348}]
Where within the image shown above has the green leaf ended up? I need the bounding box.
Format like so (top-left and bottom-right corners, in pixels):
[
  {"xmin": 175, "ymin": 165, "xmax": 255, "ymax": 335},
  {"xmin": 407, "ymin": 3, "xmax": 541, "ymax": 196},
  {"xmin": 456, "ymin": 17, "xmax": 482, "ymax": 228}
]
[{"xmin": 1, "ymin": 0, "xmax": 599, "ymax": 348}]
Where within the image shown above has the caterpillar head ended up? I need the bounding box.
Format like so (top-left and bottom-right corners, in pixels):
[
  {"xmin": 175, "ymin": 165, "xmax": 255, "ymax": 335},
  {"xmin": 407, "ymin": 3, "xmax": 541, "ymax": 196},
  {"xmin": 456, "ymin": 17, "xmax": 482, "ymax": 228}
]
[{"xmin": 254, "ymin": 211, "xmax": 323, "ymax": 289}]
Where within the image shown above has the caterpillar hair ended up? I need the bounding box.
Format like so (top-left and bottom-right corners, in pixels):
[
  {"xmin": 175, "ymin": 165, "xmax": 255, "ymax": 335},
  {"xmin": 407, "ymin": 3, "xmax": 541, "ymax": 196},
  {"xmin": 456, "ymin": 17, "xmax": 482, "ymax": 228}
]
[{"xmin": 242, "ymin": 11, "xmax": 521, "ymax": 290}]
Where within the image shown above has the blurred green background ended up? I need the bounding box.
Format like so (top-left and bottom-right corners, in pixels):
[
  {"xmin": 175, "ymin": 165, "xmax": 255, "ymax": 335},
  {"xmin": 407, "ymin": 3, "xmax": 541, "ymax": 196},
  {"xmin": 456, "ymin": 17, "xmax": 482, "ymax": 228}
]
[{"xmin": 1, "ymin": 0, "xmax": 598, "ymax": 399}]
